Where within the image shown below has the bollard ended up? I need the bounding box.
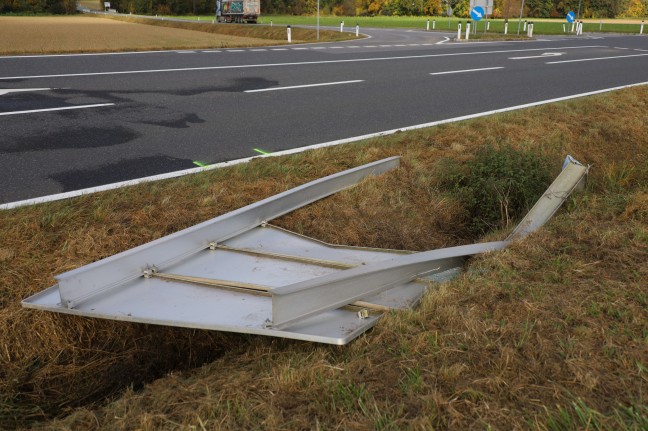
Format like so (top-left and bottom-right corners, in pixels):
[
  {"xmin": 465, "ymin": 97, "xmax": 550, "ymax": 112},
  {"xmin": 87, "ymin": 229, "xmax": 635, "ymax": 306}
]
[
  {"xmin": 641, "ymin": 20, "xmax": 644, "ymax": 34},
  {"xmin": 529, "ymin": 22, "xmax": 534, "ymax": 37},
  {"xmin": 426, "ymin": 19, "xmax": 430, "ymax": 31},
  {"xmin": 433, "ymin": 19, "xmax": 436, "ymax": 29},
  {"xmin": 466, "ymin": 21, "xmax": 471, "ymax": 39},
  {"xmin": 599, "ymin": 20, "xmax": 602, "ymax": 31},
  {"xmin": 504, "ymin": 22, "xmax": 508, "ymax": 34},
  {"xmin": 270, "ymin": 20, "xmax": 272, "ymax": 26},
  {"xmin": 356, "ymin": 24, "xmax": 359, "ymax": 37},
  {"xmin": 523, "ymin": 20, "xmax": 527, "ymax": 31},
  {"xmin": 340, "ymin": 21, "xmax": 344, "ymax": 32},
  {"xmin": 287, "ymin": 25, "xmax": 291, "ymax": 43},
  {"xmin": 457, "ymin": 22, "xmax": 462, "ymax": 40},
  {"xmin": 571, "ymin": 22, "xmax": 575, "ymax": 32},
  {"xmin": 563, "ymin": 23, "xmax": 566, "ymax": 32},
  {"xmin": 487, "ymin": 20, "xmax": 490, "ymax": 31}
]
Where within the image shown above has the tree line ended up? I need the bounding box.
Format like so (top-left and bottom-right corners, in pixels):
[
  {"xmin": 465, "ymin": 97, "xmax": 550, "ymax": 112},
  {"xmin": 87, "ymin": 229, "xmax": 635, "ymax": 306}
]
[{"xmin": 1, "ymin": 0, "xmax": 645, "ymax": 20}]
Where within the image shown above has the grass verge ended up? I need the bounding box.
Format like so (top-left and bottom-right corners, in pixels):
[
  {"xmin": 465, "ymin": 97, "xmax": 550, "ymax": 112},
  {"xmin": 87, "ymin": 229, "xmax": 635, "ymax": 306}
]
[
  {"xmin": 1, "ymin": 86, "xmax": 647, "ymax": 429},
  {"xmin": 0, "ymin": 15, "xmax": 351, "ymax": 55},
  {"xmin": 257, "ymin": 14, "xmax": 648, "ymax": 35}
]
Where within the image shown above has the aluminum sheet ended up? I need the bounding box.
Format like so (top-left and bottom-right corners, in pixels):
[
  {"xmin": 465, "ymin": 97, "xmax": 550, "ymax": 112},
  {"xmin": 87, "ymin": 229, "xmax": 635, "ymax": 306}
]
[
  {"xmin": 23, "ymin": 226, "xmax": 436, "ymax": 345},
  {"xmin": 54, "ymin": 157, "xmax": 400, "ymax": 309}
]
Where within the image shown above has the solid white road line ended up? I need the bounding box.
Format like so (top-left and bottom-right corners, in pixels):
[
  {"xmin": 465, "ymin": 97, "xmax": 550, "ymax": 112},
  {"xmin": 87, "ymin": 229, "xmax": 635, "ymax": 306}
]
[
  {"xmin": 0, "ymin": 88, "xmax": 52, "ymax": 96},
  {"xmin": 0, "ymin": 46, "xmax": 605, "ymax": 81},
  {"xmin": 244, "ymin": 80, "xmax": 364, "ymax": 93},
  {"xmin": 546, "ymin": 53, "xmax": 648, "ymax": 64},
  {"xmin": 430, "ymin": 67, "xmax": 504, "ymax": 75},
  {"xmin": 3, "ymin": 80, "xmax": 647, "ymax": 211},
  {"xmin": 509, "ymin": 52, "xmax": 565, "ymax": 59},
  {"xmin": 0, "ymin": 103, "xmax": 114, "ymax": 116}
]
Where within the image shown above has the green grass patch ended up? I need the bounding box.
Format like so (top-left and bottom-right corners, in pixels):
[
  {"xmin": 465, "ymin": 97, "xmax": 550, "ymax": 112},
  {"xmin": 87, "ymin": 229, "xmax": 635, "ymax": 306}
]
[{"xmin": 254, "ymin": 14, "xmax": 647, "ymax": 35}]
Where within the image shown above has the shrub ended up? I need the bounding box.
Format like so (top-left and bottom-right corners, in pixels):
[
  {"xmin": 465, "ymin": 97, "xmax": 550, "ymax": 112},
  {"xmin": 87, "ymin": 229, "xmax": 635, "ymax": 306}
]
[{"xmin": 442, "ymin": 145, "xmax": 551, "ymax": 236}]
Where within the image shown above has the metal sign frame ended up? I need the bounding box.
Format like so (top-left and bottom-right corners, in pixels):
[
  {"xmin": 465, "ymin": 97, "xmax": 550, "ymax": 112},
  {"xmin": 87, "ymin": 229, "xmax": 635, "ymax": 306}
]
[{"xmin": 22, "ymin": 156, "xmax": 589, "ymax": 345}]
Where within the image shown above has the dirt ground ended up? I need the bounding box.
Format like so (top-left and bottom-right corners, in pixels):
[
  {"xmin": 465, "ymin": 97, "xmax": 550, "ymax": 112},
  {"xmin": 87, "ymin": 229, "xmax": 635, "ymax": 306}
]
[{"xmin": 0, "ymin": 16, "xmax": 282, "ymax": 54}]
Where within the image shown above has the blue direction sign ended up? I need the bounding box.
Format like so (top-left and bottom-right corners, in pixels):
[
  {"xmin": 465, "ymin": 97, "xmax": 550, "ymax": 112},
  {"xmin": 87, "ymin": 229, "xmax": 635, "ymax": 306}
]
[
  {"xmin": 470, "ymin": 6, "xmax": 485, "ymax": 21},
  {"xmin": 566, "ymin": 11, "xmax": 576, "ymax": 23}
]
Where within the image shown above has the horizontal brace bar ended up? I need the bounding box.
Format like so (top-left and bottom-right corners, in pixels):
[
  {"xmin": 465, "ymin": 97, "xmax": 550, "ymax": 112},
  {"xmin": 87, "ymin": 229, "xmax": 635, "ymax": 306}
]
[{"xmin": 152, "ymin": 272, "xmax": 392, "ymax": 313}]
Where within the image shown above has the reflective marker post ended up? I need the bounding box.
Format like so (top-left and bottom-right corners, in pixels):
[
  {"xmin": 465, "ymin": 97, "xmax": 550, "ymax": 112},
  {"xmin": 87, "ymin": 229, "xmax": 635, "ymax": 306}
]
[
  {"xmin": 457, "ymin": 22, "xmax": 462, "ymax": 40},
  {"xmin": 287, "ymin": 25, "xmax": 292, "ymax": 43}
]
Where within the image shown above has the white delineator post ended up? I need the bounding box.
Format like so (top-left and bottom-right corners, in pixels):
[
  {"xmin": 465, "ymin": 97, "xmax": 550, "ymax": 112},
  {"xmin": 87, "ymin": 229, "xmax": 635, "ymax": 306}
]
[
  {"xmin": 529, "ymin": 22, "xmax": 534, "ymax": 37},
  {"xmin": 504, "ymin": 21, "xmax": 508, "ymax": 34},
  {"xmin": 487, "ymin": 20, "xmax": 490, "ymax": 30},
  {"xmin": 563, "ymin": 23, "xmax": 566, "ymax": 32},
  {"xmin": 457, "ymin": 22, "xmax": 462, "ymax": 40},
  {"xmin": 433, "ymin": 19, "xmax": 436, "ymax": 29},
  {"xmin": 340, "ymin": 21, "xmax": 344, "ymax": 32},
  {"xmin": 571, "ymin": 22, "xmax": 575, "ymax": 32},
  {"xmin": 426, "ymin": 19, "xmax": 430, "ymax": 31},
  {"xmin": 523, "ymin": 19, "xmax": 527, "ymax": 31},
  {"xmin": 355, "ymin": 24, "xmax": 359, "ymax": 37},
  {"xmin": 287, "ymin": 25, "xmax": 292, "ymax": 43},
  {"xmin": 466, "ymin": 21, "xmax": 471, "ymax": 39},
  {"xmin": 641, "ymin": 20, "xmax": 644, "ymax": 34}
]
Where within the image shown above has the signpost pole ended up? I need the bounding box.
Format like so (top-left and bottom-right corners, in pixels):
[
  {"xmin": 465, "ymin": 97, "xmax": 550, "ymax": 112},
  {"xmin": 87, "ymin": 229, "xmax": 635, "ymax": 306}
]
[
  {"xmin": 516, "ymin": 0, "xmax": 525, "ymax": 35},
  {"xmin": 576, "ymin": 0, "xmax": 582, "ymax": 19},
  {"xmin": 317, "ymin": 0, "xmax": 320, "ymax": 40}
]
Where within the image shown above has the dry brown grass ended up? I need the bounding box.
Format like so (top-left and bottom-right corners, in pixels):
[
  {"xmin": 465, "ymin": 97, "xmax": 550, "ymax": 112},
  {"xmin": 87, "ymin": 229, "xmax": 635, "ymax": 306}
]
[
  {"xmin": 1, "ymin": 87, "xmax": 647, "ymax": 429},
  {"xmin": 0, "ymin": 15, "xmax": 351, "ymax": 55}
]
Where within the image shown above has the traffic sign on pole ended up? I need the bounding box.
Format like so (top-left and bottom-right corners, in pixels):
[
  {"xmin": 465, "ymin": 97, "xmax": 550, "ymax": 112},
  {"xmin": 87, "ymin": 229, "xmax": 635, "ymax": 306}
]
[
  {"xmin": 566, "ymin": 11, "xmax": 576, "ymax": 23},
  {"xmin": 470, "ymin": 6, "xmax": 485, "ymax": 21}
]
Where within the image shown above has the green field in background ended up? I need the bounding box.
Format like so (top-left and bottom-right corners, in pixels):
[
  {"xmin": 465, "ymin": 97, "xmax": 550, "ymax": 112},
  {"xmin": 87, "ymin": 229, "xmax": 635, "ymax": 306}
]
[
  {"xmin": 169, "ymin": 14, "xmax": 645, "ymax": 35},
  {"xmin": 257, "ymin": 15, "xmax": 645, "ymax": 34}
]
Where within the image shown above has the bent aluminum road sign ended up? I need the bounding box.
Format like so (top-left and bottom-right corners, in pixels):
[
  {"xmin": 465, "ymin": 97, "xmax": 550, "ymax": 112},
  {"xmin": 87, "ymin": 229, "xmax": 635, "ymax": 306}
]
[{"xmin": 22, "ymin": 156, "xmax": 588, "ymax": 345}]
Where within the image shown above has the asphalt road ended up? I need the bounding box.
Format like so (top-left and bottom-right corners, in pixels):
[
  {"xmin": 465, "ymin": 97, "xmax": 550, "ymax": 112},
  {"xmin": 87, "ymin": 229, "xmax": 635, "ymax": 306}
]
[{"xmin": 1, "ymin": 27, "xmax": 647, "ymax": 204}]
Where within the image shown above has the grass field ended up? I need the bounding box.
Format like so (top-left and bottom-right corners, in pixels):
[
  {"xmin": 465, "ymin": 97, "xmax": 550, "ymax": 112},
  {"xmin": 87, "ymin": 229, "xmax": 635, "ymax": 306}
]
[
  {"xmin": 0, "ymin": 15, "xmax": 351, "ymax": 55},
  {"xmin": 1, "ymin": 85, "xmax": 647, "ymax": 429},
  {"xmin": 256, "ymin": 14, "xmax": 647, "ymax": 35}
]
